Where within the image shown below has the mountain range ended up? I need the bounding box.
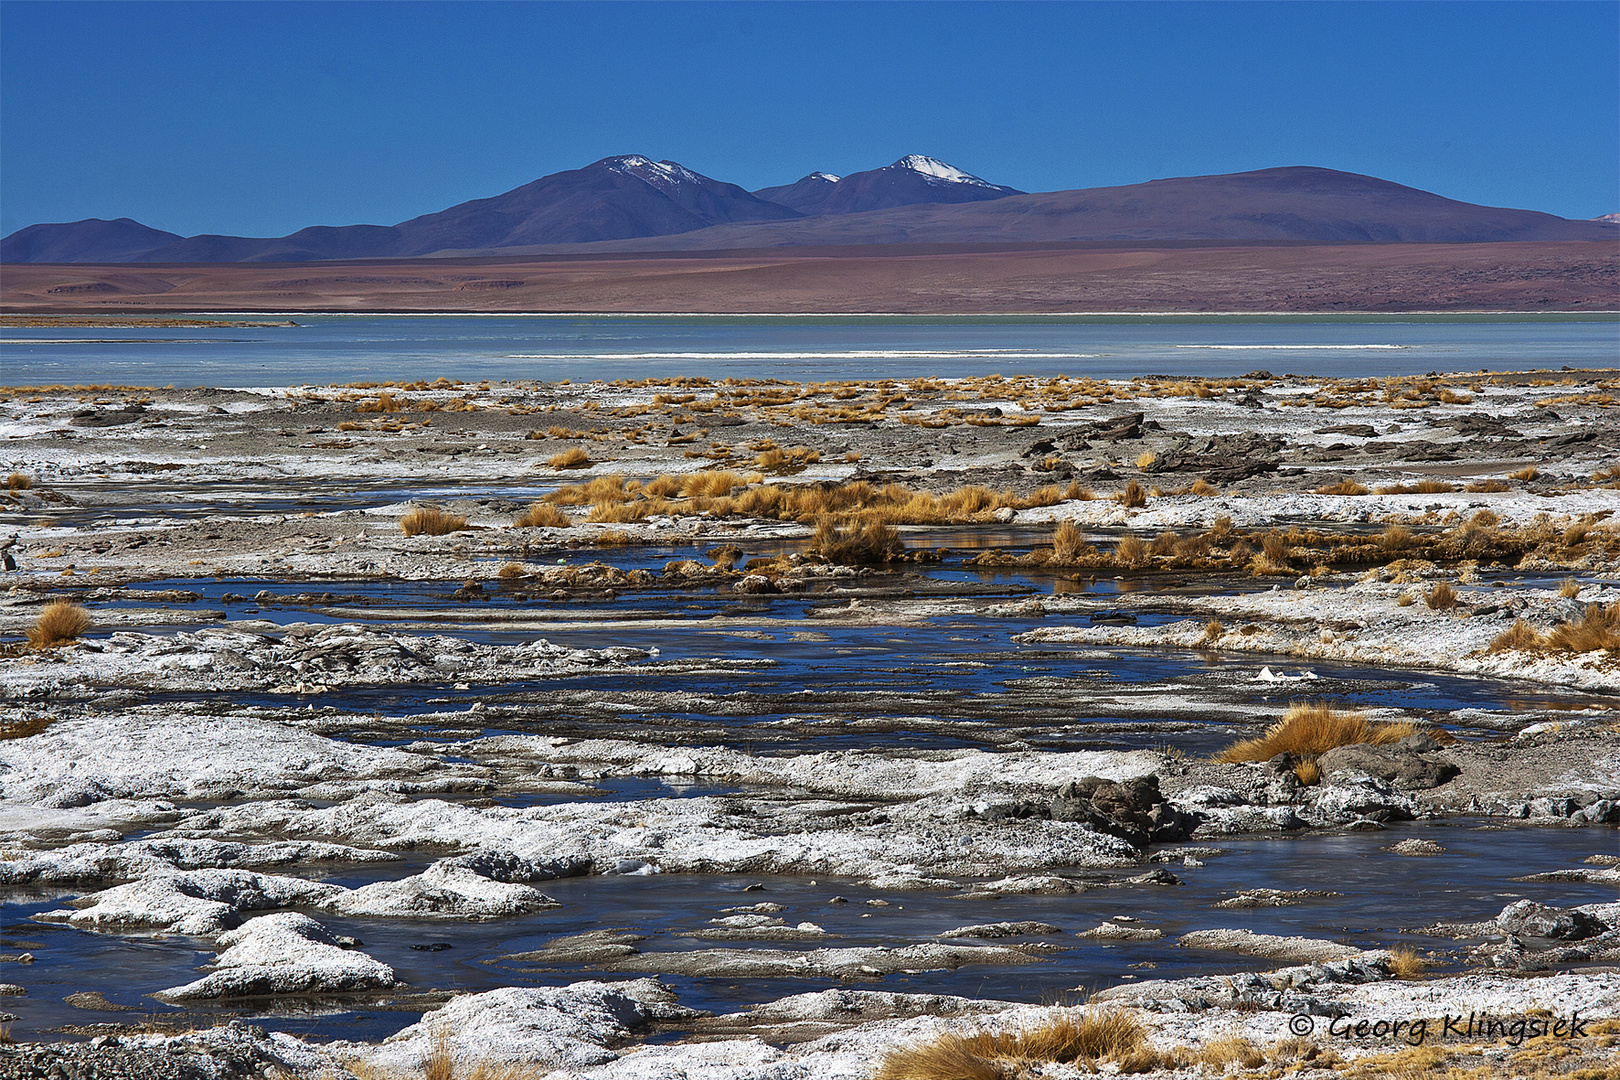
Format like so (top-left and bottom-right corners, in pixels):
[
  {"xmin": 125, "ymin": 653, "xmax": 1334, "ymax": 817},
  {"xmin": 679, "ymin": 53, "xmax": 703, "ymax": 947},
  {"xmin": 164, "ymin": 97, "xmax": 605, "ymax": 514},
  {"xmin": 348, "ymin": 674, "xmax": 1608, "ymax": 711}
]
[{"xmin": 3, "ymin": 155, "xmax": 1613, "ymax": 264}]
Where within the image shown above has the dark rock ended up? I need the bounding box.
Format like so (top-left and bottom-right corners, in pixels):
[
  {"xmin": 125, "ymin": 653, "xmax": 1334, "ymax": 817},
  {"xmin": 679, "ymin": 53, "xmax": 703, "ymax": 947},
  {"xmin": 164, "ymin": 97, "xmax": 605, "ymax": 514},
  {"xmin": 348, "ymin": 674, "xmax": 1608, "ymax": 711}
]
[
  {"xmin": 1048, "ymin": 775, "xmax": 1195, "ymax": 846},
  {"xmin": 1314, "ymin": 423, "xmax": 1378, "ymax": 437},
  {"xmin": 1077, "ymin": 412, "xmax": 1146, "ymax": 442},
  {"xmin": 1141, "ymin": 432, "xmax": 1285, "ymax": 482},
  {"xmin": 1316, "ymin": 742, "xmax": 1458, "ymax": 789}
]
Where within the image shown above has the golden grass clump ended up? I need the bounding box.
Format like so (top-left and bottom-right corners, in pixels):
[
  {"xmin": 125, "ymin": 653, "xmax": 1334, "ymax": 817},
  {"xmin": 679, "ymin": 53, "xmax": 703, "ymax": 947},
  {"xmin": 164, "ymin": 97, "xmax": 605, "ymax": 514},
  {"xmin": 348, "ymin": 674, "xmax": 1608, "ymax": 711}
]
[
  {"xmin": 1465, "ymin": 478, "xmax": 1510, "ymax": 493},
  {"xmin": 1134, "ymin": 450, "xmax": 1156, "ymax": 469},
  {"xmin": 1294, "ymin": 760, "xmax": 1322, "ymax": 786},
  {"xmin": 514, "ymin": 503, "xmax": 571, "ymax": 528},
  {"xmin": 1488, "ymin": 619, "xmax": 1542, "ymax": 653},
  {"xmin": 5, "ymin": 472, "xmax": 31, "ymax": 490},
  {"xmin": 400, "ymin": 507, "xmax": 469, "ymax": 536},
  {"xmin": 496, "ymin": 562, "xmax": 527, "ymax": 580},
  {"xmin": 1424, "ymin": 581, "xmax": 1458, "ymax": 610},
  {"xmin": 1511, "ymin": 465, "xmax": 1540, "ymax": 482},
  {"xmin": 810, "ymin": 518, "xmax": 906, "ymax": 565},
  {"xmin": 1217, "ymin": 702, "xmax": 1417, "ymax": 764},
  {"xmin": 356, "ymin": 391, "xmax": 404, "ymax": 413},
  {"xmin": 27, "ymin": 601, "xmax": 91, "ymax": 647},
  {"xmin": 1114, "ymin": 534, "xmax": 1149, "ymax": 567},
  {"xmin": 1387, "ymin": 947, "xmax": 1429, "ymax": 980},
  {"xmin": 873, "ymin": 1011, "xmax": 1150, "ymax": 1080},
  {"xmin": 548, "ymin": 447, "xmax": 593, "ymax": 469},
  {"xmin": 1190, "ymin": 478, "xmax": 1219, "ymax": 496},
  {"xmin": 1315, "ymin": 478, "xmax": 1370, "ymax": 496},
  {"xmin": 1545, "ymin": 602, "xmax": 1620, "ymax": 654},
  {"xmin": 1115, "ymin": 480, "xmax": 1147, "ymax": 508},
  {"xmin": 1559, "ymin": 577, "xmax": 1582, "ymax": 599},
  {"xmin": 1052, "ymin": 520, "xmax": 1086, "ymax": 563}
]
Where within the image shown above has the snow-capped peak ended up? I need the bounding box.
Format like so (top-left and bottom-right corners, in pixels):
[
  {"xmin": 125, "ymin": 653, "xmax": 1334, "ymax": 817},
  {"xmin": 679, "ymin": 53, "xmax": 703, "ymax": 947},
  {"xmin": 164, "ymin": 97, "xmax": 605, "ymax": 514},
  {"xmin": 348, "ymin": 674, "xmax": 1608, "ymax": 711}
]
[
  {"xmin": 600, "ymin": 155, "xmax": 709, "ymax": 193},
  {"xmin": 809, "ymin": 172, "xmax": 841, "ymax": 183},
  {"xmin": 1594, "ymin": 212, "xmax": 1620, "ymax": 224},
  {"xmin": 890, "ymin": 155, "xmax": 997, "ymax": 189}
]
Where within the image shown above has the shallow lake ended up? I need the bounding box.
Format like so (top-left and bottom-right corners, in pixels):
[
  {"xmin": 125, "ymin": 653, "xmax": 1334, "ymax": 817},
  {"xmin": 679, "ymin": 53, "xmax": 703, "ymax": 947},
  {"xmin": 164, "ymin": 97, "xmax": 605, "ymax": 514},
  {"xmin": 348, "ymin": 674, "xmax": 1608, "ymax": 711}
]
[{"xmin": 4, "ymin": 312, "xmax": 1616, "ymax": 387}]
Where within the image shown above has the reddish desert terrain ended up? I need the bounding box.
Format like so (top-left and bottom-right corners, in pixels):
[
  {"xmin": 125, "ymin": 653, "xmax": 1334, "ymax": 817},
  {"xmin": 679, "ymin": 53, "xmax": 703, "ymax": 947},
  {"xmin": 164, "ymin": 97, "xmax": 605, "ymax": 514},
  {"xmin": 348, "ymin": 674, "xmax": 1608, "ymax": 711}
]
[{"xmin": 1, "ymin": 239, "xmax": 1615, "ymax": 314}]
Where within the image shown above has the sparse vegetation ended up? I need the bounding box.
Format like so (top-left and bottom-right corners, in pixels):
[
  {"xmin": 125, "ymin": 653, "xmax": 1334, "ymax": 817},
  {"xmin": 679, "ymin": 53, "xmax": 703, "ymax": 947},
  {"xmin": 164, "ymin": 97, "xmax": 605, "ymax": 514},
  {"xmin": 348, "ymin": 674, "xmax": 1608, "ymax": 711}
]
[
  {"xmin": 1115, "ymin": 480, "xmax": 1148, "ymax": 508},
  {"xmin": 27, "ymin": 600, "xmax": 90, "ymax": 647},
  {"xmin": 1314, "ymin": 478, "xmax": 1370, "ymax": 495},
  {"xmin": 809, "ymin": 518, "xmax": 906, "ymax": 565},
  {"xmin": 1217, "ymin": 702, "xmax": 1417, "ymax": 765},
  {"xmin": 873, "ymin": 1011, "xmax": 1153, "ymax": 1080},
  {"xmin": 1559, "ymin": 577, "xmax": 1582, "ymax": 599},
  {"xmin": 400, "ymin": 507, "xmax": 469, "ymax": 536},
  {"xmin": 548, "ymin": 447, "xmax": 593, "ymax": 469},
  {"xmin": 1387, "ymin": 947, "xmax": 1429, "ymax": 980},
  {"xmin": 5, "ymin": 472, "xmax": 31, "ymax": 490},
  {"xmin": 1424, "ymin": 581, "xmax": 1458, "ymax": 610},
  {"xmin": 513, "ymin": 503, "xmax": 571, "ymax": 528}
]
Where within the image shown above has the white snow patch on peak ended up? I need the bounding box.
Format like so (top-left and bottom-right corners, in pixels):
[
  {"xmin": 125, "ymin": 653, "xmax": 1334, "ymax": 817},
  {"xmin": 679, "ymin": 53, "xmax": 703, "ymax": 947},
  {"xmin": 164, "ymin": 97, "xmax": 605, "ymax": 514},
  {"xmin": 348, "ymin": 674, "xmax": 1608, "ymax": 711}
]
[
  {"xmin": 891, "ymin": 155, "xmax": 997, "ymax": 188},
  {"xmin": 809, "ymin": 171, "xmax": 841, "ymax": 182},
  {"xmin": 602, "ymin": 155, "xmax": 709, "ymax": 193}
]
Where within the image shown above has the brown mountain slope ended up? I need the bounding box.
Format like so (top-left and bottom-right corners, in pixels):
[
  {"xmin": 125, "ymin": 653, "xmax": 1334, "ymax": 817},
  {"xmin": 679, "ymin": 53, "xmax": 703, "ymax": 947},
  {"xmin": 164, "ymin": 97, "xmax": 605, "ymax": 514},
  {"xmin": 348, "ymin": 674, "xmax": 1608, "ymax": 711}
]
[{"xmin": 3, "ymin": 240, "xmax": 1614, "ymax": 314}]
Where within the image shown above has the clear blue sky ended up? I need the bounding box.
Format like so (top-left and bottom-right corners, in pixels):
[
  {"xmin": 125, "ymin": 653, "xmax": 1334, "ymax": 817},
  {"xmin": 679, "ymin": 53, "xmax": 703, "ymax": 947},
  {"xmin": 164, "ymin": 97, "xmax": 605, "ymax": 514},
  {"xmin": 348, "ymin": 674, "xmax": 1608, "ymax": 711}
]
[{"xmin": 2, "ymin": 0, "xmax": 1616, "ymax": 238}]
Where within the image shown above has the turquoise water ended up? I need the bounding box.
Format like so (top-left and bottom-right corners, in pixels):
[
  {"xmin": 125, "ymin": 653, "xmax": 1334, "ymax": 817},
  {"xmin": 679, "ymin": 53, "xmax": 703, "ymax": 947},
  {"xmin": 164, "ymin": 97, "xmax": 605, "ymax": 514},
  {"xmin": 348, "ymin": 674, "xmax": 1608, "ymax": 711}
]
[{"xmin": 2, "ymin": 313, "xmax": 1616, "ymax": 386}]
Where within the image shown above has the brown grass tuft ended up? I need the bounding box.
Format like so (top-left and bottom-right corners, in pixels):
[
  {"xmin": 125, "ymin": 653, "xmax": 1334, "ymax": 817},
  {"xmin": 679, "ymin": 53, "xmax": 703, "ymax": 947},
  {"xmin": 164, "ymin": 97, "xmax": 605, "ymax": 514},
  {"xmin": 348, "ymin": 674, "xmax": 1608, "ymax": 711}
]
[
  {"xmin": 1294, "ymin": 760, "xmax": 1322, "ymax": 786},
  {"xmin": 1201, "ymin": 619, "xmax": 1224, "ymax": 642},
  {"xmin": 873, "ymin": 1011, "xmax": 1149, "ymax": 1080},
  {"xmin": 1465, "ymin": 478, "xmax": 1510, "ymax": 492},
  {"xmin": 1217, "ymin": 702, "xmax": 1417, "ymax": 764},
  {"xmin": 1488, "ymin": 619, "xmax": 1542, "ymax": 653},
  {"xmin": 514, "ymin": 503, "xmax": 571, "ymax": 528},
  {"xmin": 1315, "ymin": 478, "xmax": 1370, "ymax": 496},
  {"xmin": 1545, "ymin": 602, "xmax": 1620, "ymax": 653},
  {"xmin": 1387, "ymin": 947, "xmax": 1429, "ymax": 980},
  {"xmin": 1189, "ymin": 478, "xmax": 1219, "ymax": 496},
  {"xmin": 1424, "ymin": 581, "xmax": 1457, "ymax": 610},
  {"xmin": 1114, "ymin": 534, "xmax": 1149, "ymax": 567},
  {"xmin": 1510, "ymin": 465, "xmax": 1539, "ymax": 482},
  {"xmin": 810, "ymin": 518, "xmax": 906, "ymax": 564},
  {"xmin": 1558, "ymin": 577, "xmax": 1582, "ymax": 599},
  {"xmin": 27, "ymin": 601, "xmax": 90, "ymax": 647},
  {"xmin": 1052, "ymin": 520, "xmax": 1087, "ymax": 563},
  {"xmin": 1114, "ymin": 480, "xmax": 1147, "ymax": 508},
  {"xmin": 5, "ymin": 472, "xmax": 31, "ymax": 490},
  {"xmin": 497, "ymin": 562, "xmax": 527, "ymax": 580},
  {"xmin": 548, "ymin": 447, "xmax": 592, "ymax": 469},
  {"xmin": 1134, "ymin": 450, "xmax": 1156, "ymax": 469},
  {"xmin": 401, "ymin": 507, "xmax": 469, "ymax": 536}
]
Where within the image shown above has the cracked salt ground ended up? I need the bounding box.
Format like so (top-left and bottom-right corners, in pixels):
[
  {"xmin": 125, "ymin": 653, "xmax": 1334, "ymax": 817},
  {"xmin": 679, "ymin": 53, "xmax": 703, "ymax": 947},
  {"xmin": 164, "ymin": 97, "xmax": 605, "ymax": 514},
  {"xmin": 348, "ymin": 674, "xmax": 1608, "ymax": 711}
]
[{"xmin": 3, "ymin": 824, "xmax": 1615, "ymax": 1044}]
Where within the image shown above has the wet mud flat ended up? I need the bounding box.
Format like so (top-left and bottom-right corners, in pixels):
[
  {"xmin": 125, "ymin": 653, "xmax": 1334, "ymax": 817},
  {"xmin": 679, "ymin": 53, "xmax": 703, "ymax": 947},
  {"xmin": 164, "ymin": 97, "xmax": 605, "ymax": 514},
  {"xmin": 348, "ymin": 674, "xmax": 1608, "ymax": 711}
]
[{"xmin": 1, "ymin": 368, "xmax": 1619, "ymax": 1078}]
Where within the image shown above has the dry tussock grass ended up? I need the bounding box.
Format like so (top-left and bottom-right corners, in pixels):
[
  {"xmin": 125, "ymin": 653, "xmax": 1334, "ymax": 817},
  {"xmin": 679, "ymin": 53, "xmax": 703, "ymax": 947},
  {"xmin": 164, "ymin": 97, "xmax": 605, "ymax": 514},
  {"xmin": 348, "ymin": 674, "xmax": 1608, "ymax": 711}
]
[
  {"xmin": 1114, "ymin": 480, "xmax": 1148, "ymax": 508},
  {"xmin": 1511, "ymin": 465, "xmax": 1540, "ymax": 481},
  {"xmin": 356, "ymin": 391, "xmax": 405, "ymax": 413},
  {"xmin": 1425, "ymin": 581, "xmax": 1458, "ymax": 610},
  {"xmin": 873, "ymin": 1010, "xmax": 1150, "ymax": 1080},
  {"xmin": 1217, "ymin": 703, "xmax": 1417, "ymax": 764},
  {"xmin": 1190, "ymin": 478, "xmax": 1219, "ymax": 496},
  {"xmin": 810, "ymin": 518, "xmax": 906, "ymax": 564},
  {"xmin": 1387, "ymin": 947, "xmax": 1429, "ymax": 980},
  {"xmin": 1546, "ymin": 602, "xmax": 1620, "ymax": 653},
  {"xmin": 1491, "ymin": 604, "xmax": 1620, "ymax": 655},
  {"xmin": 1315, "ymin": 478, "xmax": 1370, "ymax": 496},
  {"xmin": 1559, "ymin": 577, "xmax": 1582, "ymax": 599},
  {"xmin": 548, "ymin": 447, "xmax": 593, "ymax": 469},
  {"xmin": 27, "ymin": 601, "xmax": 90, "ymax": 647},
  {"xmin": 1465, "ymin": 478, "xmax": 1511, "ymax": 493},
  {"xmin": 513, "ymin": 503, "xmax": 571, "ymax": 528},
  {"xmin": 400, "ymin": 507, "xmax": 469, "ymax": 536},
  {"xmin": 5, "ymin": 472, "xmax": 31, "ymax": 490},
  {"xmin": 1376, "ymin": 480, "xmax": 1458, "ymax": 495}
]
